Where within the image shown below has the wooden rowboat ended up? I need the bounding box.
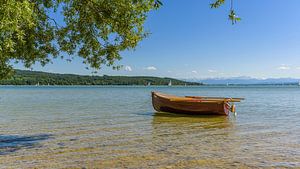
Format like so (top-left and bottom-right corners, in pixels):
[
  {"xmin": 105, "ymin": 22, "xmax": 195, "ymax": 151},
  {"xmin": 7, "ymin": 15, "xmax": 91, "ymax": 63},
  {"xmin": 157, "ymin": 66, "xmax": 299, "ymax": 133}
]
[{"xmin": 151, "ymin": 92, "xmax": 244, "ymax": 116}]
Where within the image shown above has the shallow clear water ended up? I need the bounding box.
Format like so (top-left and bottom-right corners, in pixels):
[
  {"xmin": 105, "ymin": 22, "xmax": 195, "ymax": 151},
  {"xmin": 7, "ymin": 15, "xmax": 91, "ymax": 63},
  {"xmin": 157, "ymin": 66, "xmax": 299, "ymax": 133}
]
[{"xmin": 0, "ymin": 86, "xmax": 299, "ymax": 168}]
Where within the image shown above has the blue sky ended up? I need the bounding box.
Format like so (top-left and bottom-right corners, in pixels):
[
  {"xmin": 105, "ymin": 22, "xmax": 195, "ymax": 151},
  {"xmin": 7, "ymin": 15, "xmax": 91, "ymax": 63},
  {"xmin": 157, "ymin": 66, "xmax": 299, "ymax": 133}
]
[{"xmin": 15, "ymin": 0, "xmax": 300, "ymax": 78}]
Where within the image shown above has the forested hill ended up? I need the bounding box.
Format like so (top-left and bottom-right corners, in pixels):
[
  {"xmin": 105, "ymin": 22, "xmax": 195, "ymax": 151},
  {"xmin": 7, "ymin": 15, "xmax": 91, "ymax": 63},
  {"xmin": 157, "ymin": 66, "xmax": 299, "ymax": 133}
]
[{"xmin": 0, "ymin": 70, "xmax": 202, "ymax": 86}]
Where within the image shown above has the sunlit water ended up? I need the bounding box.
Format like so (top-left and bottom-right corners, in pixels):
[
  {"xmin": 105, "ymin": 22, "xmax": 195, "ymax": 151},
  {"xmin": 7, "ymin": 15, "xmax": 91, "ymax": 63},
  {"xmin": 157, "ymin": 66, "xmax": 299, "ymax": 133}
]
[{"xmin": 0, "ymin": 86, "xmax": 299, "ymax": 168}]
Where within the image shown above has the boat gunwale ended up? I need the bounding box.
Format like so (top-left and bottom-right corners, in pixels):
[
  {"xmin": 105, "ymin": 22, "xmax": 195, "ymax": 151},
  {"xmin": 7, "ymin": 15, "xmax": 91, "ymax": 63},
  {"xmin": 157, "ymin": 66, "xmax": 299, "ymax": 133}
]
[{"xmin": 152, "ymin": 92, "xmax": 242, "ymax": 103}]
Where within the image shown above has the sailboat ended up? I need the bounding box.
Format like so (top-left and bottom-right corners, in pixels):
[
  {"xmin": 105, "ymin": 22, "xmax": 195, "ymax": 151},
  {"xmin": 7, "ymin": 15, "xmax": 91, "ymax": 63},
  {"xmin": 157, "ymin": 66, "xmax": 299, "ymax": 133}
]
[
  {"xmin": 168, "ymin": 80, "xmax": 172, "ymax": 86},
  {"xmin": 147, "ymin": 82, "xmax": 151, "ymax": 86}
]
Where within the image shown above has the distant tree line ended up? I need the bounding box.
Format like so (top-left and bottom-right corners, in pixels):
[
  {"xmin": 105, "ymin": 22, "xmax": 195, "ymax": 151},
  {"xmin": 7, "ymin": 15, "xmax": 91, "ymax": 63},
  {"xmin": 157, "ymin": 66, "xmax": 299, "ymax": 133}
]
[{"xmin": 0, "ymin": 70, "xmax": 202, "ymax": 86}]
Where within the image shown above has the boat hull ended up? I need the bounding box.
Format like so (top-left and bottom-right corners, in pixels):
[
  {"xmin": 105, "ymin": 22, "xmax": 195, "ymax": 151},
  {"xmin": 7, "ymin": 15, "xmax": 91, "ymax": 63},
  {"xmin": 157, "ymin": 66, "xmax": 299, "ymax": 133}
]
[{"xmin": 152, "ymin": 92, "xmax": 230, "ymax": 116}]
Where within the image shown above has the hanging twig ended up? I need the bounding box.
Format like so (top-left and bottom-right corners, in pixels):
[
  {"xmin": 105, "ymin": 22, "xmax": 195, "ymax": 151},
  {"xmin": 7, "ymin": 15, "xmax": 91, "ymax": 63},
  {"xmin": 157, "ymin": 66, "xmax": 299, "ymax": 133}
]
[{"xmin": 228, "ymin": 0, "xmax": 241, "ymax": 25}]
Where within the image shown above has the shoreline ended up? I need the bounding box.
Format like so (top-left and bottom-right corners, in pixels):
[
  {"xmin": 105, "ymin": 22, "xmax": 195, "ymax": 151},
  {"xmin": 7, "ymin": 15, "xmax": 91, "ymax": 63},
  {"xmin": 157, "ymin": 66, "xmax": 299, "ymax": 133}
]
[{"xmin": 0, "ymin": 84, "xmax": 299, "ymax": 87}]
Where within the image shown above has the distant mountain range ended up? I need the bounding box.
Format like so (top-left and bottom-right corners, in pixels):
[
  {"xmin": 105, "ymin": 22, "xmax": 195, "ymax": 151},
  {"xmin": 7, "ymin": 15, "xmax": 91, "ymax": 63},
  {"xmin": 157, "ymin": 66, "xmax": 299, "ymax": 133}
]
[
  {"xmin": 3, "ymin": 70, "xmax": 299, "ymax": 85},
  {"xmin": 184, "ymin": 76, "xmax": 300, "ymax": 85}
]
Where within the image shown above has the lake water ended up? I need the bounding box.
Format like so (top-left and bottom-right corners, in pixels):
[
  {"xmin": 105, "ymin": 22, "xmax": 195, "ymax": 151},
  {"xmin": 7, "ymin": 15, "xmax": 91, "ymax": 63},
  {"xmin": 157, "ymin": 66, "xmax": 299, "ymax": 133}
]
[{"xmin": 0, "ymin": 86, "xmax": 299, "ymax": 168}]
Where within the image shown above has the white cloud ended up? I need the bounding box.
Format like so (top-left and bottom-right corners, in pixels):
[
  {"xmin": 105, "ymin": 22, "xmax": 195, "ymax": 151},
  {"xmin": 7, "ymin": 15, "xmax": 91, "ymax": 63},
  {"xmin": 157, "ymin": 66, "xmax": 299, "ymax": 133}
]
[
  {"xmin": 296, "ymin": 67, "xmax": 300, "ymax": 70},
  {"xmin": 145, "ymin": 66, "xmax": 157, "ymax": 71},
  {"xmin": 167, "ymin": 70, "xmax": 172, "ymax": 73},
  {"xmin": 191, "ymin": 70, "xmax": 198, "ymax": 74},
  {"xmin": 278, "ymin": 65, "xmax": 290, "ymax": 70},
  {"xmin": 208, "ymin": 69, "xmax": 217, "ymax": 73},
  {"xmin": 124, "ymin": 65, "xmax": 132, "ymax": 71}
]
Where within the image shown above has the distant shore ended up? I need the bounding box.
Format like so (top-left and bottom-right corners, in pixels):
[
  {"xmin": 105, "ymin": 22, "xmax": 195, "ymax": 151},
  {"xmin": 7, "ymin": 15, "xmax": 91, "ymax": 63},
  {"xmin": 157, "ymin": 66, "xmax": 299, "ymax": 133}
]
[
  {"xmin": 2, "ymin": 69, "xmax": 300, "ymax": 86},
  {"xmin": 0, "ymin": 69, "xmax": 202, "ymax": 86},
  {"xmin": 0, "ymin": 84, "xmax": 299, "ymax": 87}
]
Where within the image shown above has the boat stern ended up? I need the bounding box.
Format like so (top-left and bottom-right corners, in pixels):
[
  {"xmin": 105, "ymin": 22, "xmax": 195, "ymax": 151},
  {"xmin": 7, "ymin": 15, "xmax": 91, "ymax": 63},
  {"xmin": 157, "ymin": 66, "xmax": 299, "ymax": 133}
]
[{"xmin": 151, "ymin": 91, "xmax": 161, "ymax": 112}]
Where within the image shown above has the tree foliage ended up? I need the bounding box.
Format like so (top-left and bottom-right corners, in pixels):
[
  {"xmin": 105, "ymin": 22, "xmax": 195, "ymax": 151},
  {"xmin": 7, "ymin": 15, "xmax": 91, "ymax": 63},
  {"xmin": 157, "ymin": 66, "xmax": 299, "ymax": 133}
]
[
  {"xmin": 0, "ymin": 0, "xmax": 162, "ymax": 79},
  {"xmin": 210, "ymin": 0, "xmax": 241, "ymax": 25},
  {"xmin": 0, "ymin": 0, "xmax": 235, "ymax": 80}
]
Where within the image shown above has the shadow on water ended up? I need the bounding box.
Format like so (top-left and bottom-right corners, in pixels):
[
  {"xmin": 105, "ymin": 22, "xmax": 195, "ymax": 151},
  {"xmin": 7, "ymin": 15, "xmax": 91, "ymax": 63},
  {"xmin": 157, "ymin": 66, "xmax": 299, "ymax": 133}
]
[{"xmin": 0, "ymin": 134, "xmax": 53, "ymax": 155}]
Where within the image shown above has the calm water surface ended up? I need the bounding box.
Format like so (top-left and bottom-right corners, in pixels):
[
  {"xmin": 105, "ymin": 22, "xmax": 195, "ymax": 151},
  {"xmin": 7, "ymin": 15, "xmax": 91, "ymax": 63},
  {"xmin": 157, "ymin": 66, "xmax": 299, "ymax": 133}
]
[{"xmin": 0, "ymin": 86, "xmax": 299, "ymax": 168}]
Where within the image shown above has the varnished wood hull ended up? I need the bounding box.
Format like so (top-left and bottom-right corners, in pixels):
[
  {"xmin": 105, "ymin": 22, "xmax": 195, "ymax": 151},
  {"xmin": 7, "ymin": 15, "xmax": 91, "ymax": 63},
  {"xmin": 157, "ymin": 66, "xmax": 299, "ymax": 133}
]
[{"xmin": 152, "ymin": 92, "xmax": 230, "ymax": 116}]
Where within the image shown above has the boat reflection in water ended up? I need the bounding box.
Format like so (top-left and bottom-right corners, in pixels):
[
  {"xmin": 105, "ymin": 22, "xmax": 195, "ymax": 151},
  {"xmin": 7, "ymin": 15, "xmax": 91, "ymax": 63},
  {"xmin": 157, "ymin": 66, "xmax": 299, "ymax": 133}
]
[
  {"xmin": 152, "ymin": 111, "xmax": 233, "ymax": 130},
  {"xmin": 150, "ymin": 112, "xmax": 243, "ymax": 168}
]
